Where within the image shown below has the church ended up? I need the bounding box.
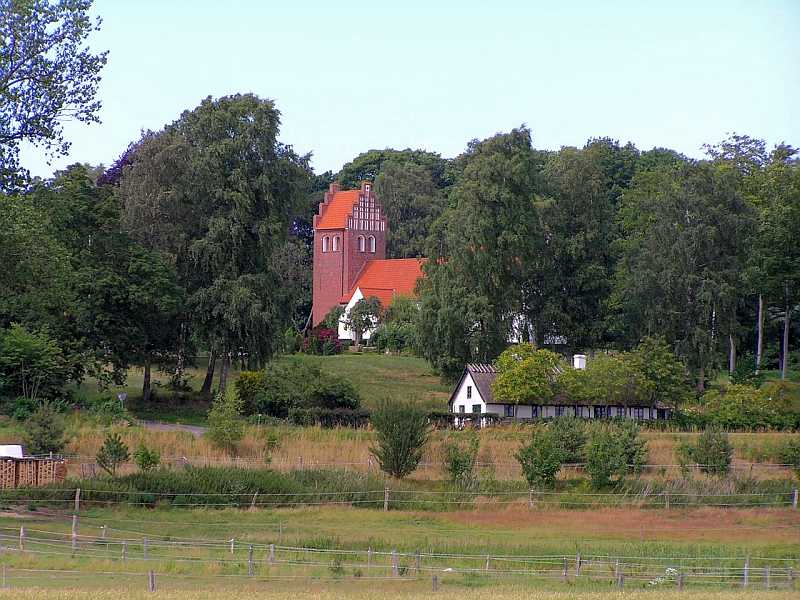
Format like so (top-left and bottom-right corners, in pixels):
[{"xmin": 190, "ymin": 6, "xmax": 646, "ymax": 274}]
[{"xmin": 311, "ymin": 181, "xmax": 424, "ymax": 340}]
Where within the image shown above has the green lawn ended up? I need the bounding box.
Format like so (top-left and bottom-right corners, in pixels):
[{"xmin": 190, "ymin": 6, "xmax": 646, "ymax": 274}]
[{"xmin": 74, "ymin": 352, "xmax": 450, "ymax": 424}]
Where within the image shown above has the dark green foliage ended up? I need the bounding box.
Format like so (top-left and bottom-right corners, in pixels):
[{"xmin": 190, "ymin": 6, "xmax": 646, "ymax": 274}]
[
  {"xmin": 584, "ymin": 424, "xmax": 626, "ymax": 488},
  {"xmin": 321, "ymin": 306, "xmax": 345, "ymax": 330},
  {"xmin": 615, "ymin": 420, "xmax": 648, "ymax": 475},
  {"xmin": 235, "ymin": 360, "xmax": 360, "ymax": 422},
  {"xmin": 677, "ymin": 429, "xmax": 733, "ymax": 476},
  {"xmin": 132, "ymin": 443, "xmax": 161, "ymax": 472},
  {"xmin": 549, "ymin": 417, "xmax": 586, "ymax": 463},
  {"xmin": 370, "ymin": 401, "xmax": 430, "ymax": 478},
  {"xmin": 515, "ymin": 427, "xmax": 565, "ymax": 489},
  {"xmin": 23, "ymin": 401, "xmax": 66, "ymax": 455},
  {"xmin": 730, "ymin": 354, "xmax": 764, "ymax": 386},
  {"xmin": 345, "ymin": 297, "xmax": 383, "ymax": 348},
  {"xmin": 96, "ymin": 432, "xmax": 130, "ymax": 476},
  {"xmin": 206, "ymin": 393, "xmax": 245, "ymax": 453},
  {"xmin": 287, "ymin": 407, "xmax": 370, "ymax": 428},
  {"xmin": 778, "ymin": 438, "xmax": 800, "ymax": 478},
  {"xmin": 442, "ymin": 433, "xmax": 479, "ymax": 488},
  {"xmin": 0, "ymin": 324, "xmax": 69, "ymax": 401},
  {"xmin": 371, "ymin": 322, "xmax": 417, "ymax": 353}
]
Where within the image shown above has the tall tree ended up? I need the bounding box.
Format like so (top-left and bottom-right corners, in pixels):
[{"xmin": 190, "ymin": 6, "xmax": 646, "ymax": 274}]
[
  {"xmin": 612, "ymin": 162, "xmax": 754, "ymax": 390},
  {"xmin": 0, "ymin": 0, "xmax": 107, "ymax": 190}
]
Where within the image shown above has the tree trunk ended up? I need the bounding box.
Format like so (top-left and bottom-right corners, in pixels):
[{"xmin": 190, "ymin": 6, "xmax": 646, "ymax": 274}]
[
  {"xmin": 173, "ymin": 321, "xmax": 186, "ymax": 387},
  {"xmin": 756, "ymin": 294, "xmax": 764, "ymax": 374},
  {"xmin": 782, "ymin": 297, "xmax": 791, "ymax": 380},
  {"xmin": 201, "ymin": 349, "xmax": 217, "ymax": 397},
  {"xmin": 142, "ymin": 358, "xmax": 152, "ymax": 403},
  {"xmin": 219, "ymin": 350, "xmax": 231, "ymax": 394},
  {"xmin": 728, "ymin": 333, "xmax": 736, "ymax": 375},
  {"xmin": 696, "ymin": 366, "xmax": 705, "ymax": 394}
]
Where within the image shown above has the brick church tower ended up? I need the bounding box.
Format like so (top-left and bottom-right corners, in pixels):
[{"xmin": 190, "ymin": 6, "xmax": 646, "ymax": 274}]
[{"xmin": 312, "ymin": 181, "xmax": 387, "ymax": 326}]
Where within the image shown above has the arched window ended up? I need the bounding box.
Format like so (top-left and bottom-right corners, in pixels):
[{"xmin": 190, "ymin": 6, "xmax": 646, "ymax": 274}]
[
  {"xmin": 333, "ymin": 235, "xmax": 341, "ymax": 252},
  {"xmin": 368, "ymin": 235, "xmax": 376, "ymax": 253},
  {"xmin": 322, "ymin": 236, "xmax": 330, "ymax": 252},
  {"xmin": 358, "ymin": 235, "xmax": 365, "ymax": 252}
]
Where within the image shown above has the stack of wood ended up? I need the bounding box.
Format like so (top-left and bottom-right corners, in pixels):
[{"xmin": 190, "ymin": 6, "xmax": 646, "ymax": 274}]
[{"xmin": 0, "ymin": 457, "xmax": 67, "ymax": 489}]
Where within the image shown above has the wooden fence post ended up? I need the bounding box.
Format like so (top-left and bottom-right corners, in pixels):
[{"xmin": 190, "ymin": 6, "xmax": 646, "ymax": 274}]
[
  {"xmin": 485, "ymin": 555, "xmax": 490, "ymax": 572},
  {"xmin": 230, "ymin": 538, "xmax": 235, "ymax": 555},
  {"xmin": 788, "ymin": 567, "xmax": 795, "ymax": 589},
  {"xmin": 391, "ymin": 550, "xmax": 398, "ymax": 576},
  {"xmin": 143, "ymin": 537, "xmax": 149, "ymax": 560},
  {"xmin": 665, "ymin": 493, "xmax": 670, "ymax": 510},
  {"xmin": 269, "ymin": 544, "xmax": 275, "ymax": 564},
  {"xmin": 18, "ymin": 526, "xmax": 24, "ymax": 552},
  {"xmin": 575, "ymin": 553, "xmax": 581, "ymax": 577},
  {"xmin": 432, "ymin": 574, "xmax": 439, "ymax": 591},
  {"xmin": 764, "ymin": 566, "xmax": 770, "ymax": 590},
  {"xmin": 248, "ymin": 545, "xmax": 254, "ymax": 576},
  {"xmin": 743, "ymin": 557, "xmax": 750, "ymax": 587},
  {"xmin": 616, "ymin": 562, "xmax": 624, "ymax": 588},
  {"xmin": 384, "ymin": 487, "xmax": 389, "ymax": 512},
  {"xmin": 71, "ymin": 514, "xmax": 78, "ymax": 552},
  {"xmin": 367, "ymin": 546, "xmax": 373, "ymax": 567},
  {"xmin": 415, "ymin": 550, "xmax": 421, "ymax": 574},
  {"xmin": 250, "ymin": 493, "xmax": 258, "ymax": 510},
  {"xmin": 677, "ymin": 572, "xmax": 684, "ymax": 590},
  {"xmin": 147, "ymin": 570, "xmax": 155, "ymax": 592},
  {"xmin": 74, "ymin": 488, "xmax": 81, "ymax": 513},
  {"xmin": 614, "ymin": 559, "xmax": 620, "ymax": 582},
  {"xmin": 101, "ymin": 525, "xmax": 107, "ymax": 540},
  {"xmin": 122, "ymin": 540, "xmax": 127, "ymax": 561},
  {"xmin": 562, "ymin": 557, "xmax": 568, "ymax": 582},
  {"xmin": 528, "ymin": 489, "xmax": 533, "ymax": 509},
  {"xmin": 792, "ymin": 489, "xmax": 798, "ymax": 510},
  {"xmin": 1, "ymin": 565, "xmax": 5, "ymax": 589}
]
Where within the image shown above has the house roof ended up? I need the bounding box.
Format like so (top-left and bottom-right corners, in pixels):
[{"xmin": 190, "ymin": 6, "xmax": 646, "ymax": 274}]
[
  {"xmin": 448, "ymin": 363, "xmax": 497, "ymax": 406},
  {"xmin": 340, "ymin": 259, "xmax": 425, "ymax": 306},
  {"xmin": 316, "ymin": 189, "xmax": 361, "ymax": 230}
]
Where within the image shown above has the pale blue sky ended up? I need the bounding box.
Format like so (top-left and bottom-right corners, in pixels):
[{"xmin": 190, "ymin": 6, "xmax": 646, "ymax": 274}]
[{"xmin": 21, "ymin": 0, "xmax": 800, "ymax": 178}]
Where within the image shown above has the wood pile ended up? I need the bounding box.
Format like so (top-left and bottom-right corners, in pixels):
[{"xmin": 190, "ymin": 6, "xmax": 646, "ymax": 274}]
[{"xmin": 0, "ymin": 458, "xmax": 67, "ymax": 489}]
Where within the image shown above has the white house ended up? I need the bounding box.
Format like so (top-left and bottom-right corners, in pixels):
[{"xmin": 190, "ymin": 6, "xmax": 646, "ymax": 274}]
[{"xmin": 449, "ymin": 360, "xmax": 671, "ymax": 427}]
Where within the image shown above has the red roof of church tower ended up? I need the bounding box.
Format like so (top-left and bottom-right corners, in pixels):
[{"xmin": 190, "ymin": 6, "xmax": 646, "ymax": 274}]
[{"xmin": 315, "ymin": 189, "xmax": 361, "ymax": 230}]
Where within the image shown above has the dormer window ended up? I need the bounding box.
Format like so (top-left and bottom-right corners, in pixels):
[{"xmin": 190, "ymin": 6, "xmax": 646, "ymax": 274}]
[{"xmin": 322, "ymin": 236, "xmax": 330, "ymax": 252}]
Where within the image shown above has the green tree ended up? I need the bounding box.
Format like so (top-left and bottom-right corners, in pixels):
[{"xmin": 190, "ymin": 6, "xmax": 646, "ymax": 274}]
[
  {"xmin": 0, "ymin": 0, "xmax": 108, "ymax": 189},
  {"xmin": 515, "ymin": 427, "xmax": 565, "ymax": 489},
  {"xmin": 584, "ymin": 423, "xmax": 626, "ymax": 488},
  {"xmin": 132, "ymin": 443, "xmax": 161, "ymax": 472},
  {"xmin": 23, "ymin": 401, "xmax": 66, "ymax": 455},
  {"xmin": 548, "ymin": 416, "xmax": 587, "ymax": 463},
  {"xmin": 206, "ymin": 392, "xmax": 245, "ymax": 453},
  {"xmin": 96, "ymin": 432, "xmax": 130, "ymax": 476},
  {"xmin": 345, "ymin": 296, "xmax": 382, "ymax": 350},
  {"xmin": 442, "ymin": 433, "xmax": 479, "ymax": 489},
  {"xmin": 0, "ymin": 324, "xmax": 68, "ymax": 401},
  {"xmin": 370, "ymin": 400, "xmax": 430, "ymax": 479},
  {"xmin": 626, "ymin": 336, "xmax": 690, "ymax": 407},
  {"xmin": 491, "ymin": 344, "xmax": 562, "ymax": 405},
  {"xmin": 676, "ymin": 428, "xmax": 732, "ymax": 476},
  {"xmin": 613, "ymin": 162, "xmax": 754, "ymax": 391},
  {"xmin": 580, "ymin": 353, "xmax": 653, "ymax": 407}
]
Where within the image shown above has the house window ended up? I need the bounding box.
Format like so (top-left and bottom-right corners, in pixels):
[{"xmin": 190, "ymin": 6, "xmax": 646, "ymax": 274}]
[
  {"xmin": 555, "ymin": 406, "xmax": 564, "ymax": 417},
  {"xmin": 472, "ymin": 404, "xmax": 481, "ymax": 414},
  {"xmin": 574, "ymin": 406, "xmax": 582, "ymax": 418},
  {"xmin": 616, "ymin": 406, "xmax": 625, "ymax": 418},
  {"xmin": 657, "ymin": 408, "xmax": 667, "ymax": 420},
  {"xmin": 322, "ymin": 236, "xmax": 330, "ymax": 252},
  {"xmin": 358, "ymin": 235, "xmax": 365, "ymax": 252},
  {"xmin": 368, "ymin": 235, "xmax": 376, "ymax": 252},
  {"xmin": 466, "ymin": 385, "xmax": 472, "ymax": 399},
  {"xmin": 458, "ymin": 405, "xmax": 465, "ymax": 414},
  {"xmin": 364, "ymin": 184, "xmax": 371, "ymax": 194},
  {"xmin": 632, "ymin": 407, "xmax": 644, "ymax": 420},
  {"xmin": 332, "ymin": 235, "xmax": 341, "ymax": 252},
  {"xmin": 504, "ymin": 405, "xmax": 514, "ymax": 418},
  {"xmin": 531, "ymin": 405, "xmax": 539, "ymax": 418},
  {"xmin": 594, "ymin": 406, "xmax": 606, "ymax": 419}
]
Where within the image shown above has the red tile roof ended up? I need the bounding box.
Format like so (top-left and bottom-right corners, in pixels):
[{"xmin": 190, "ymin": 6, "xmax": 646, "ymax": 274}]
[
  {"xmin": 340, "ymin": 259, "xmax": 425, "ymax": 306},
  {"xmin": 316, "ymin": 189, "xmax": 360, "ymax": 230}
]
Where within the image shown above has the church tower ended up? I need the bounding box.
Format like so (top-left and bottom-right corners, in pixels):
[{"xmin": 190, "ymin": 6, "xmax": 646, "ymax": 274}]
[{"xmin": 311, "ymin": 181, "xmax": 387, "ymax": 326}]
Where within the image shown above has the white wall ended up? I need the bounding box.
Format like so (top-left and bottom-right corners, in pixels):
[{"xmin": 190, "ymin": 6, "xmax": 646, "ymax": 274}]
[
  {"xmin": 451, "ymin": 373, "xmax": 486, "ymax": 415},
  {"xmin": 452, "ymin": 402, "xmax": 661, "ymax": 421},
  {"xmin": 338, "ymin": 288, "xmax": 380, "ymax": 342}
]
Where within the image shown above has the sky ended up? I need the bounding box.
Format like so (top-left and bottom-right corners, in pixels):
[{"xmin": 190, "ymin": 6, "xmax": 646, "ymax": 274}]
[{"xmin": 19, "ymin": 0, "xmax": 800, "ymax": 178}]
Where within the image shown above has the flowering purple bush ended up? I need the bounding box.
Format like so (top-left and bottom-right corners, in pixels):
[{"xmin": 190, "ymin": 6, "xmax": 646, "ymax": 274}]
[{"xmin": 302, "ymin": 328, "xmax": 342, "ymax": 355}]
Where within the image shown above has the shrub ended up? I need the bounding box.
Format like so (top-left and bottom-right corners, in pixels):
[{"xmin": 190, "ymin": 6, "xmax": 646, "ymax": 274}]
[
  {"xmin": 515, "ymin": 427, "xmax": 564, "ymax": 489},
  {"xmin": 584, "ymin": 424, "xmax": 626, "ymax": 488},
  {"xmin": 778, "ymin": 439, "xmax": 800, "ymax": 479},
  {"xmin": 372, "ymin": 322, "xmax": 418, "ymax": 353},
  {"xmin": 443, "ymin": 433, "xmax": 479, "ymax": 488},
  {"xmin": 676, "ymin": 429, "xmax": 732, "ymax": 476},
  {"xmin": 697, "ymin": 384, "xmax": 797, "ymax": 430},
  {"xmin": 730, "ymin": 354, "xmax": 764, "ymax": 387},
  {"xmin": 0, "ymin": 324, "xmax": 69, "ymax": 401},
  {"xmin": 549, "ymin": 417, "xmax": 586, "ymax": 463},
  {"xmin": 96, "ymin": 432, "xmax": 130, "ymax": 476},
  {"xmin": 370, "ymin": 400, "xmax": 430, "ymax": 478},
  {"xmin": 321, "ymin": 305, "xmax": 345, "ymax": 330},
  {"xmin": 616, "ymin": 420, "xmax": 648, "ymax": 475},
  {"xmin": 282, "ymin": 327, "xmax": 303, "ymax": 354},
  {"xmin": 303, "ymin": 328, "xmax": 341, "ymax": 355},
  {"xmin": 86, "ymin": 394, "xmax": 130, "ymax": 425},
  {"xmin": 23, "ymin": 401, "xmax": 66, "ymax": 455},
  {"xmin": 206, "ymin": 392, "xmax": 245, "ymax": 453},
  {"xmin": 133, "ymin": 443, "xmax": 161, "ymax": 472}
]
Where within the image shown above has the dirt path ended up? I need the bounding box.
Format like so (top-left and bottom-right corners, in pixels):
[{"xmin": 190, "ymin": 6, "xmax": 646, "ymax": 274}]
[{"xmin": 138, "ymin": 420, "xmax": 207, "ymax": 438}]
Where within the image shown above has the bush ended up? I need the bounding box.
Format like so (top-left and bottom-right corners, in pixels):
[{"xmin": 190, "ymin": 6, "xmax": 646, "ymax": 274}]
[
  {"xmin": 303, "ymin": 328, "xmax": 341, "ymax": 355},
  {"xmin": 676, "ymin": 429, "xmax": 732, "ymax": 476},
  {"xmin": 206, "ymin": 392, "xmax": 245, "ymax": 453},
  {"xmin": 23, "ymin": 401, "xmax": 66, "ymax": 455},
  {"xmin": 96, "ymin": 432, "xmax": 130, "ymax": 476},
  {"xmin": 86, "ymin": 394, "xmax": 130, "ymax": 425},
  {"xmin": 696, "ymin": 384, "xmax": 798, "ymax": 430},
  {"xmin": 778, "ymin": 439, "xmax": 800, "ymax": 479},
  {"xmin": 0, "ymin": 324, "xmax": 69, "ymax": 401},
  {"xmin": 282, "ymin": 328, "xmax": 303, "ymax": 354},
  {"xmin": 443, "ymin": 433, "xmax": 479, "ymax": 488},
  {"xmin": 584, "ymin": 424, "xmax": 626, "ymax": 488},
  {"xmin": 549, "ymin": 417, "xmax": 586, "ymax": 463},
  {"xmin": 372, "ymin": 322, "xmax": 418, "ymax": 353},
  {"xmin": 370, "ymin": 401, "xmax": 430, "ymax": 478},
  {"xmin": 730, "ymin": 354, "xmax": 764, "ymax": 387},
  {"xmin": 515, "ymin": 427, "xmax": 565, "ymax": 489},
  {"xmin": 616, "ymin": 420, "xmax": 648, "ymax": 475},
  {"xmin": 133, "ymin": 443, "xmax": 161, "ymax": 472}
]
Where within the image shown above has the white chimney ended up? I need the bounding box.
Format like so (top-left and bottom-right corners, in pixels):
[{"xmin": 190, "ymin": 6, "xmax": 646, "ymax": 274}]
[{"xmin": 573, "ymin": 354, "xmax": 587, "ymax": 370}]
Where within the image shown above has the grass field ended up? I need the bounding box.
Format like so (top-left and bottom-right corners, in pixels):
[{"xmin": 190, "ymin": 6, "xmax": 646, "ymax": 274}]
[{"xmin": 0, "ymin": 504, "xmax": 796, "ymax": 597}]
